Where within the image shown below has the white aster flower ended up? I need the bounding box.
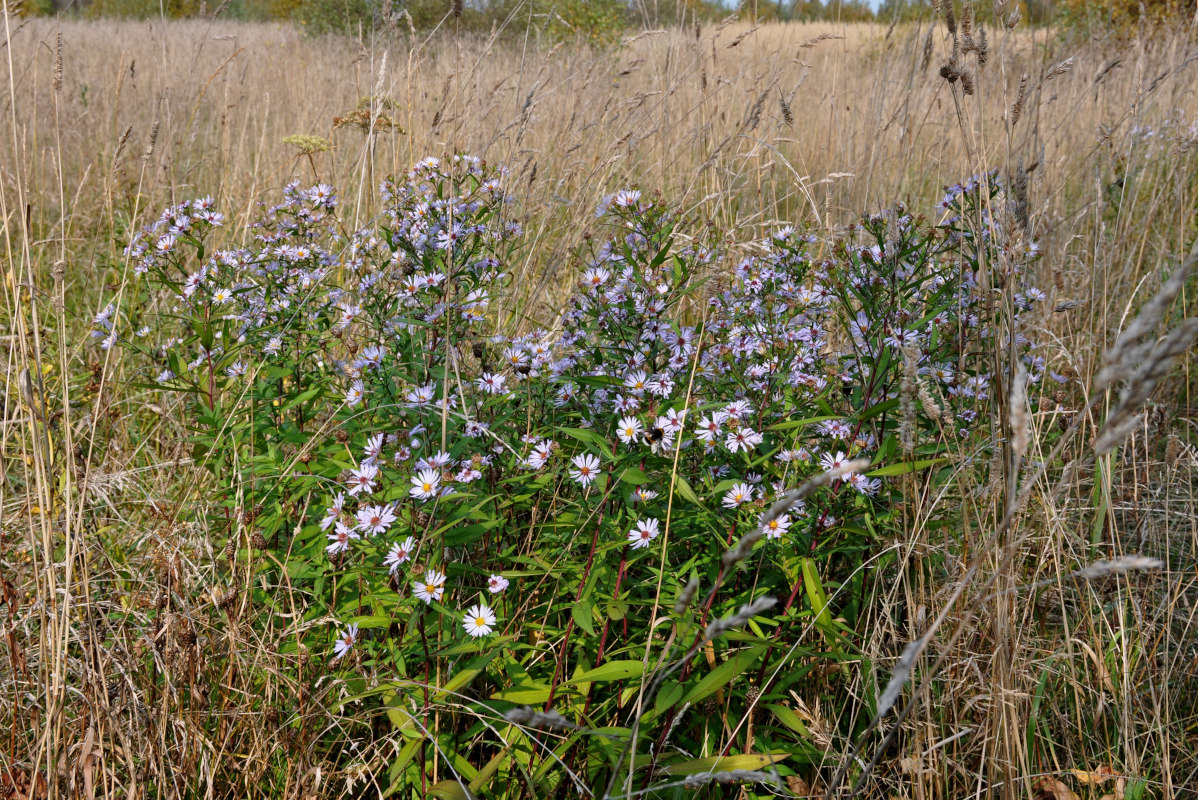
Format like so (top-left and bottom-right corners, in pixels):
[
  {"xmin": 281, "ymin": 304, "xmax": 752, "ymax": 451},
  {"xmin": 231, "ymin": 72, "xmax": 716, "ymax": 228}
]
[
  {"xmin": 627, "ymin": 518, "xmax": 660, "ymax": 549},
  {"xmin": 722, "ymin": 483, "xmax": 755, "ymax": 509},
  {"xmin": 413, "ymin": 568, "xmax": 446, "ymax": 604},
  {"xmin": 616, "ymin": 416, "xmax": 643, "ymax": 446},
  {"xmin": 570, "ymin": 453, "xmax": 601, "ymax": 487},
  {"xmin": 463, "ymin": 603, "xmax": 497, "ymax": 637},
  {"xmin": 384, "ymin": 537, "xmax": 416, "ymax": 573},
  {"xmin": 333, "ymin": 623, "xmax": 358, "ymax": 659},
  {"xmin": 409, "ymin": 468, "xmax": 441, "ymax": 500}
]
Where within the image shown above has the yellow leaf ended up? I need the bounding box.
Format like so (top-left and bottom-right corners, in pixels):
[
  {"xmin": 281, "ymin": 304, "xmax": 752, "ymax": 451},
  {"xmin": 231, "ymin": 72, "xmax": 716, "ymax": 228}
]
[
  {"xmin": 661, "ymin": 752, "xmax": 789, "ymax": 775},
  {"xmin": 1033, "ymin": 777, "xmax": 1081, "ymax": 800},
  {"xmin": 1072, "ymin": 765, "xmax": 1116, "ymax": 786}
]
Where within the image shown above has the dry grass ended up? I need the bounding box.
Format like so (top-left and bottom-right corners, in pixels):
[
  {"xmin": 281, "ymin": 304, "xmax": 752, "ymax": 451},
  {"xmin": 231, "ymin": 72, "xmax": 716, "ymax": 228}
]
[{"xmin": 2, "ymin": 8, "xmax": 1198, "ymax": 799}]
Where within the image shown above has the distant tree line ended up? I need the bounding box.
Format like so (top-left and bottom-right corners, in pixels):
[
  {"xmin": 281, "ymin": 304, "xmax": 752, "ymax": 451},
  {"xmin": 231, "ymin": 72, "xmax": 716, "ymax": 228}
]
[{"xmin": 23, "ymin": 0, "xmax": 1198, "ymax": 38}]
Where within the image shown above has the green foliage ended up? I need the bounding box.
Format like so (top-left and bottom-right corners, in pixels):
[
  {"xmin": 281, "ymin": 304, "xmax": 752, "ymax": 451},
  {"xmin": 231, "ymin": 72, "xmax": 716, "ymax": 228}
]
[{"xmin": 1055, "ymin": 0, "xmax": 1197, "ymax": 36}]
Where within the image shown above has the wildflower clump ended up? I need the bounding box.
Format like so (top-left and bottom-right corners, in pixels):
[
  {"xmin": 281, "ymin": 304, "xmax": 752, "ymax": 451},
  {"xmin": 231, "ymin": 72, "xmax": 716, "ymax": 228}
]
[{"xmin": 109, "ymin": 158, "xmax": 1045, "ymax": 794}]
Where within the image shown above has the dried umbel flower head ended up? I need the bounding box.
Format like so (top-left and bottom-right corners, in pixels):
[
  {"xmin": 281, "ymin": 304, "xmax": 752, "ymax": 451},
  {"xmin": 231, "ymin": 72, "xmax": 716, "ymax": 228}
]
[
  {"xmin": 283, "ymin": 134, "xmax": 331, "ymax": 155},
  {"xmin": 333, "ymin": 96, "xmax": 406, "ymax": 134}
]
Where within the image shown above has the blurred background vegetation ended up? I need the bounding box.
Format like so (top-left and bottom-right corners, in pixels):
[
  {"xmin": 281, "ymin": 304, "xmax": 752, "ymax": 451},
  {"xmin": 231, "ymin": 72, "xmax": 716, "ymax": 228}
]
[{"xmin": 13, "ymin": 0, "xmax": 1198, "ymax": 39}]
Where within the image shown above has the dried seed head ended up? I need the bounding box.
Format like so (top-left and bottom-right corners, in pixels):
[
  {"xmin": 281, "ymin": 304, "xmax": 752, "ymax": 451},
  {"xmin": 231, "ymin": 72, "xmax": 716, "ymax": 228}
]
[
  {"xmin": 142, "ymin": 118, "xmax": 159, "ymax": 164},
  {"xmin": 960, "ymin": 68, "xmax": 975, "ymax": 95},
  {"xmin": 1010, "ymin": 363, "xmax": 1031, "ymax": 463},
  {"xmin": 1010, "ymin": 160, "xmax": 1030, "ymax": 230},
  {"xmin": 112, "ymin": 125, "xmax": 133, "ymax": 172},
  {"xmin": 899, "ymin": 341, "xmax": 919, "ymax": 455},
  {"xmin": 674, "ymin": 576, "xmax": 700, "ymax": 614},
  {"xmin": 1008, "ymin": 73, "xmax": 1029, "ymax": 126},
  {"xmin": 451, "ymin": 0, "xmax": 462, "ymax": 18},
  {"xmin": 504, "ymin": 706, "xmax": 577, "ymax": 730},
  {"xmin": 250, "ymin": 532, "xmax": 268, "ymax": 551},
  {"xmin": 1045, "ymin": 57, "xmax": 1075, "ymax": 81},
  {"xmin": 1165, "ymin": 433, "xmax": 1182, "ymax": 463},
  {"xmin": 778, "ymin": 93, "xmax": 794, "ymax": 127},
  {"xmin": 53, "ymin": 31, "xmax": 63, "ymax": 93}
]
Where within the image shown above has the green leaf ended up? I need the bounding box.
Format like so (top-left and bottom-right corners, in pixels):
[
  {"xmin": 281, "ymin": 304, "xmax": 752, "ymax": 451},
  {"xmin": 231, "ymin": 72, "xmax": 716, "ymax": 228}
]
[
  {"xmin": 660, "ymin": 752, "xmax": 790, "ymax": 775},
  {"xmin": 572, "ymin": 600, "xmax": 597, "ymax": 636},
  {"xmin": 766, "ymin": 703, "xmax": 812, "ymax": 738},
  {"xmin": 859, "ymin": 397, "xmax": 899, "ymax": 421},
  {"xmin": 564, "ymin": 660, "xmax": 643, "ymax": 686},
  {"xmin": 766, "ymin": 415, "xmax": 839, "ymax": 431},
  {"xmin": 438, "ymin": 651, "xmax": 498, "ymax": 699},
  {"xmin": 427, "ymin": 779, "xmax": 475, "ymax": 800},
  {"xmin": 619, "ymin": 466, "xmax": 650, "ymax": 485},
  {"xmin": 491, "ymin": 684, "xmax": 552, "ymax": 704},
  {"xmin": 866, "ymin": 457, "xmax": 948, "ymax": 477},
  {"xmin": 680, "ymin": 644, "xmax": 767, "ymax": 706},
  {"xmin": 672, "ymin": 473, "xmax": 702, "ymax": 506}
]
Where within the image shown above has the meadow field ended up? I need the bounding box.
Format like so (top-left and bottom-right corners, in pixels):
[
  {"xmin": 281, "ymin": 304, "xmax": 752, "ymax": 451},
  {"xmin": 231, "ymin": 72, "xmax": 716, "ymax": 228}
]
[{"xmin": 2, "ymin": 6, "xmax": 1197, "ymax": 799}]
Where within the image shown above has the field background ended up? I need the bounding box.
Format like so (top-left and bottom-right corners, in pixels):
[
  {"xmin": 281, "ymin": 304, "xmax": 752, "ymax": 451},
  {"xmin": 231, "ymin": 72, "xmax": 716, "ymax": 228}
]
[{"xmin": 3, "ymin": 6, "xmax": 1198, "ymax": 800}]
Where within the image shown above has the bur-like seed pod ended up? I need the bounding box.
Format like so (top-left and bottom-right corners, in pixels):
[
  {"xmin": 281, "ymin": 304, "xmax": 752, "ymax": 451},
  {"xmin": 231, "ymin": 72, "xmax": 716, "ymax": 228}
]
[
  {"xmin": 960, "ymin": 68, "xmax": 975, "ymax": 95},
  {"xmin": 451, "ymin": 0, "xmax": 462, "ymax": 18},
  {"xmin": 1165, "ymin": 434, "xmax": 1182, "ymax": 463}
]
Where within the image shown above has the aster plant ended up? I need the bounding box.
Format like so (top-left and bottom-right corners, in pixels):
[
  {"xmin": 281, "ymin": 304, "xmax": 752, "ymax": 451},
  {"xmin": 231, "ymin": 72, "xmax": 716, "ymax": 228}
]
[{"xmin": 109, "ymin": 158, "xmax": 1046, "ymax": 796}]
